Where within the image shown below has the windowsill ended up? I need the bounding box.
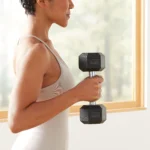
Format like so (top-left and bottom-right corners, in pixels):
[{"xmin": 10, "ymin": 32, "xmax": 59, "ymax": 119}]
[
  {"xmin": 0, "ymin": 107, "xmax": 146, "ymax": 122},
  {"xmin": 69, "ymin": 107, "xmax": 147, "ymax": 116},
  {"xmin": 0, "ymin": 118, "xmax": 8, "ymax": 122}
]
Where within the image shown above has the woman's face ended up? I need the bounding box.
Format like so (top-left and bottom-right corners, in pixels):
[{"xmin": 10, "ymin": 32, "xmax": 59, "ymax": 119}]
[{"xmin": 44, "ymin": 0, "xmax": 74, "ymax": 27}]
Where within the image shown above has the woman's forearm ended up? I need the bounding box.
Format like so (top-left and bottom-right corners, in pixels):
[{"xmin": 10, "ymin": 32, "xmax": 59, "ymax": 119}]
[{"xmin": 9, "ymin": 88, "xmax": 78, "ymax": 133}]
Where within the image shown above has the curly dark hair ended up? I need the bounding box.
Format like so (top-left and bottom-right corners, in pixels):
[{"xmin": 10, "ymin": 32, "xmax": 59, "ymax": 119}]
[{"xmin": 20, "ymin": 0, "xmax": 37, "ymax": 15}]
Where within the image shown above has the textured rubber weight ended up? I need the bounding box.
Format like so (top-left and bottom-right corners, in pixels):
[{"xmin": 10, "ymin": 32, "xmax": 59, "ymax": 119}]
[{"xmin": 80, "ymin": 105, "xmax": 106, "ymax": 124}]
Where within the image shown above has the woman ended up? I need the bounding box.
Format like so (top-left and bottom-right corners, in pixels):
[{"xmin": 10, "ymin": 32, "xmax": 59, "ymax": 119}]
[{"xmin": 8, "ymin": 0, "xmax": 104, "ymax": 150}]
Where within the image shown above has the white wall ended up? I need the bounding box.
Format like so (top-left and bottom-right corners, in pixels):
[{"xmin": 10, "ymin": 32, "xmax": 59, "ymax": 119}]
[{"xmin": 0, "ymin": 1, "xmax": 150, "ymax": 150}]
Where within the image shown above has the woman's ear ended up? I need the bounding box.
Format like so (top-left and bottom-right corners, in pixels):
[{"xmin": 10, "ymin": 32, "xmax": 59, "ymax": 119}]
[{"xmin": 36, "ymin": 0, "xmax": 48, "ymax": 8}]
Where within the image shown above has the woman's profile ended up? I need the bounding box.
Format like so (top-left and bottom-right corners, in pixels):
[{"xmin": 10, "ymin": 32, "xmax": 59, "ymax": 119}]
[{"xmin": 8, "ymin": 0, "xmax": 103, "ymax": 150}]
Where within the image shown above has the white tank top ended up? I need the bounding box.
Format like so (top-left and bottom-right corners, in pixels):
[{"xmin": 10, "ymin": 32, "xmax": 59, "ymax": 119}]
[{"xmin": 11, "ymin": 35, "xmax": 75, "ymax": 150}]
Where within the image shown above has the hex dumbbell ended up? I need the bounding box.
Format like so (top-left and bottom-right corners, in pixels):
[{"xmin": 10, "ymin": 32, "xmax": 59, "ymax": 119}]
[{"xmin": 79, "ymin": 53, "xmax": 107, "ymax": 124}]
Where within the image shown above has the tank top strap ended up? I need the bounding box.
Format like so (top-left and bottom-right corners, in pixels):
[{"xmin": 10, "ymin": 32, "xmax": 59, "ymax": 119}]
[{"xmin": 18, "ymin": 35, "xmax": 61, "ymax": 62}]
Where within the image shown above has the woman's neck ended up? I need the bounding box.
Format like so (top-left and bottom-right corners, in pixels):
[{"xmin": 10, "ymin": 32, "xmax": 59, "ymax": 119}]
[{"xmin": 23, "ymin": 15, "xmax": 53, "ymax": 41}]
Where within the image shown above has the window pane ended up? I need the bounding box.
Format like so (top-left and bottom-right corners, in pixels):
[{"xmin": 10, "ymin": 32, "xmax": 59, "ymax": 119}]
[
  {"xmin": 0, "ymin": 0, "xmax": 136, "ymax": 110},
  {"xmin": 0, "ymin": 0, "xmax": 25, "ymax": 110},
  {"xmin": 50, "ymin": 0, "xmax": 135, "ymax": 104}
]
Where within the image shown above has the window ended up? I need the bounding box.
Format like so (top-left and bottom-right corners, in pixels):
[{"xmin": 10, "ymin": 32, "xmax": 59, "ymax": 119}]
[
  {"xmin": 0, "ymin": 0, "xmax": 145, "ymax": 121},
  {"xmin": 67, "ymin": 0, "xmax": 145, "ymax": 114}
]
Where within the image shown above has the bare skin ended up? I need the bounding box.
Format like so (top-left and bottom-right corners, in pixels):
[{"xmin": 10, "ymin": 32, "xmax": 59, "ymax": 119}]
[{"xmin": 8, "ymin": 0, "xmax": 104, "ymax": 133}]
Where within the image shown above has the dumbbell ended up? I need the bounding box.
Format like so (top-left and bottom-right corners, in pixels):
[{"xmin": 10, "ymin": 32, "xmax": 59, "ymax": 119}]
[{"xmin": 79, "ymin": 53, "xmax": 107, "ymax": 124}]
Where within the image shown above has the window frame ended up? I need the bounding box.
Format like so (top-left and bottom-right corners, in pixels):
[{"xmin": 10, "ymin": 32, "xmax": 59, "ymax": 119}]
[
  {"xmin": 70, "ymin": 0, "xmax": 145, "ymax": 115},
  {"xmin": 0, "ymin": 0, "xmax": 145, "ymax": 121}
]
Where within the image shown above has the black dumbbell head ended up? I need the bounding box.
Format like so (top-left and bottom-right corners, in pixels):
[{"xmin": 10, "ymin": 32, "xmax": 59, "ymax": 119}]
[
  {"xmin": 79, "ymin": 53, "xmax": 105, "ymax": 72},
  {"xmin": 80, "ymin": 105, "xmax": 107, "ymax": 124}
]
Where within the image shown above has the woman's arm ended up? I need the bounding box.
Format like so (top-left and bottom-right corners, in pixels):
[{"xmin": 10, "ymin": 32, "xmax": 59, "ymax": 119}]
[
  {"xmin": 8, "ymin": 43, "xmax": 78, "ymax": 133},
  {"xmin": 9, "ymin": 88, "xmax": 77, "ymax": 133}
]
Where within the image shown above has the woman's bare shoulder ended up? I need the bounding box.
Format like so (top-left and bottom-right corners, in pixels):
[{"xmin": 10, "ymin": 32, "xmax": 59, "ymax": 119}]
[{"xmin": 13, "ymin": 39, "xmax": 50, "ymax": 77}]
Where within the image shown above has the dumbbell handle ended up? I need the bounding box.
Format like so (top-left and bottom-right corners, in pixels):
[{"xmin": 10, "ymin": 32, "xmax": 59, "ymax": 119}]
[{"xmin": 89, "ymin": 71, "xmax": 96, "ymax": 105}]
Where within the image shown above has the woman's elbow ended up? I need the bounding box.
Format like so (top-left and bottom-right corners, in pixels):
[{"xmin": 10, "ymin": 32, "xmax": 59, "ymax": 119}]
[
  {"xmin": 9, "ymin": 124, "xmax": 20, "ymax": 133},
  {"xmin": 8, "ymin": 114, "xmax": 22, "ymax": 133}
]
